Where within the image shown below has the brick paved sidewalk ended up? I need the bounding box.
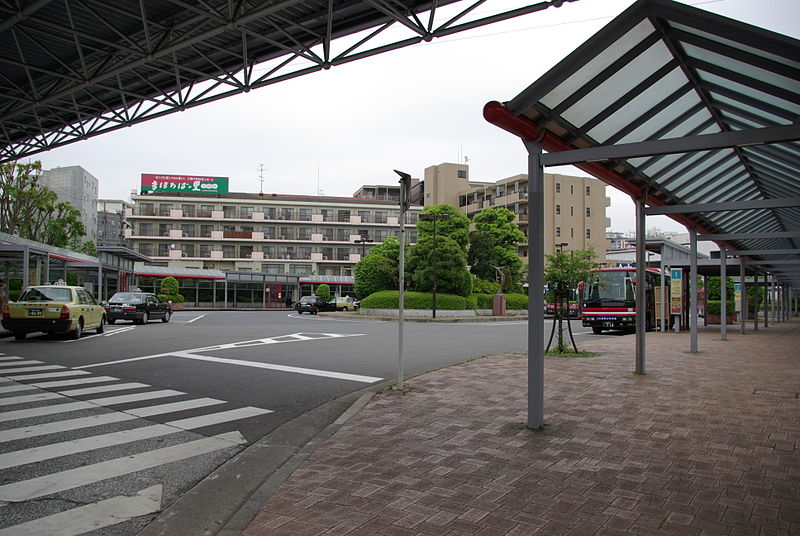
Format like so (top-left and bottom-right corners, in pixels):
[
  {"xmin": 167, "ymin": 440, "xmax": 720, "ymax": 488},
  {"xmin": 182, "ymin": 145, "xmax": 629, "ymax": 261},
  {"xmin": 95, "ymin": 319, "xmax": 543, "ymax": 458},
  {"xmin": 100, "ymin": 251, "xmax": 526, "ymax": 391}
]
[{"xmin": 243, "ymin": 320, "xmax": 800, "ymax": 536}]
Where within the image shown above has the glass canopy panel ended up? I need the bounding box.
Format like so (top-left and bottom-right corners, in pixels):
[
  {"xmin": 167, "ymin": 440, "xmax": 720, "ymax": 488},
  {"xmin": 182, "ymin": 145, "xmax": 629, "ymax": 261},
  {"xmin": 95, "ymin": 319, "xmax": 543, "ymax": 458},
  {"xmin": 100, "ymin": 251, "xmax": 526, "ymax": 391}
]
[
  {"xmin": 698, "ymin": 72, "xmax": 800, "ymax": 116},
  {"xmin": 616, "ymin": 91, "xmax": 699, "ymax": 144},
  {"xmin": 712, "ymin": 94, "xmax": 790, "ymax": 126},
  {"xmin": 669, "ymin": 23, "xmax": 800, "ymax": 71},
  {"xmin": 717, "ymin": 112, "xmax": 764, "ymax": 130},
  {"xmin": 587, "ymin": 67, "xmax": 687, "ymax": 143},
  {"xmin": 682, "ymin": 43, "xmax": 800, "ymax": 96},
  {"xmin": 656, "ymin": 149, "xmax": 718, "ymax": 186},
  {"xmin": 658, "ymin": 108, "xmax": 717, "ymax": 140},
  {"xmin": 706, "ymin": 182, "xmax": 754, "ymax": 204},
  {"xmin": 540, "ymin": 19, "xmax": 656, "ymax": 110},
  {"xmin": 683, "ymin": 171, "xmax": 746, "ymax": 202},
  {"xmin": 666, "ymin": 151, "xmax": 734, "ymax": 193},
  {"xmin": 562, "ymin": 41, "xmax": 673, "ymax": 128}
]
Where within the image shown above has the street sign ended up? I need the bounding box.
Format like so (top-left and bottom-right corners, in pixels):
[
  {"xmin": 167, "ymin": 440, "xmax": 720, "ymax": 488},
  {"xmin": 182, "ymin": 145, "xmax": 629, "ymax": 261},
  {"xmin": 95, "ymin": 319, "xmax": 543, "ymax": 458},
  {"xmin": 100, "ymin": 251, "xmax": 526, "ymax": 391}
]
[{"xmin": 670, "ymin": 268, "xmax": 683, "ymax": 315}]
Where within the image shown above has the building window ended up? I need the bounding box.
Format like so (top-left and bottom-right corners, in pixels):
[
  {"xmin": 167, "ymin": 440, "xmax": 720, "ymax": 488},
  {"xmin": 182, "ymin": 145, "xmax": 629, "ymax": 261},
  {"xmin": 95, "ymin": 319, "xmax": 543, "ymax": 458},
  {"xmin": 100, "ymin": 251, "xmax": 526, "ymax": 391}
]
[
  {"xmin": 289, "ymin": 264, "xmax": 312, "ymax": 275},
  {"xmin": 457, "ymin": 170, "xmax": 467, "ymax": 178},
  {"xmin": 200, "ymin": 225, "xmax": 214, "ymax": 237},
  {"xmin": 199, "ymin": 245, "xmax": 212, "ymax": 258},
  {"xmin": 158, "ymin": 204, "xmax": 172, "ymax": 216},
  {"xmin": 199, "ymin": 204, "xmax": 214, "ymax": 217},
  {"xmin": 570, "ymin": 184, "xmax": 574, "ymax": 195},
  {"xmin": 263, "ymin": 207, "xmax": 276, "ymax": 220},
  {"xmin": 571, "ymin": 228, "xmax": 574, "ymax": 238},
  {"xmin": 586, "ymin": 207, "xmax": 591, "ymax": 217},
  {"xmin": 223, "ymin": 206, "xmax": 236, "ymax": 218},
  {"xmin": 280, "ymin": 207, "xmax": 294, "ymax": 220},
  {"xmin": 555, "ymin": 183, "xmax": 560, "ymax": 193},
  {"xmin": 181, "ymin": 244, "xmax": 195, "ymax": 258},
  {"xmin": 222, "ymin": 245, "xmax": 236, "ymax": 258},
  {"xmin": 374, "ymin": 211, "xmax": 388, "ymax": 224},
  {"xmin": 570, "ymin": 206, "xmax": 574, "ymax": 216},
  {"xmin": 181, "ymin": 204, "xmax": 195, "ymax": 217},
  {"xmin": 586, "ymin": 229, "xmax": 591, "ymax": 238},
  {"xmin": 586, "ymin": 185, "xmax": 591, "ymax": 196},
  {"xmin": 555, "ymin": 204, "xmax": 560, "ymax": 215},
  {"xmin": 555, "ymin": 227, "xmax": 561, "ymax": 237},
  {"xmin": 181, "ymin": 224, "xmax": 195, "ymax": 237},
  {"xmin": 299, "ymin": 208, "xmax": 312, "ymax": 221},
  {"xmin": 262, "ymin": 263, "xmax": 284, "ymax": 274}
]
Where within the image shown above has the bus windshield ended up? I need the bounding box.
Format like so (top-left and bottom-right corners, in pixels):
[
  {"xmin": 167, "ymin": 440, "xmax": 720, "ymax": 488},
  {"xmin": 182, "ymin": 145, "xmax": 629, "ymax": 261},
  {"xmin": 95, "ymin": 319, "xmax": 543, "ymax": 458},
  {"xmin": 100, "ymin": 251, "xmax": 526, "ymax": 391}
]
[{"xmin": 586, "ymin": 270, "xmax": 635, "ymax": 302}]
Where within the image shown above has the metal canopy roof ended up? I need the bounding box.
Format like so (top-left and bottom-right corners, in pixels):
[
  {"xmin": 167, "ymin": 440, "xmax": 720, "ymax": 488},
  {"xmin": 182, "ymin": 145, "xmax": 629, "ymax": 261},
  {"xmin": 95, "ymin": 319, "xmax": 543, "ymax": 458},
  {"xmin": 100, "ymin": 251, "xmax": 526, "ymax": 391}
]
[
  {"xmin": 0, "ymin": 0, "xmax": 575, "ymax": 163},
  {"xmin": 485, "ymin": 0, "xmax": 800, "ymax": 286}
]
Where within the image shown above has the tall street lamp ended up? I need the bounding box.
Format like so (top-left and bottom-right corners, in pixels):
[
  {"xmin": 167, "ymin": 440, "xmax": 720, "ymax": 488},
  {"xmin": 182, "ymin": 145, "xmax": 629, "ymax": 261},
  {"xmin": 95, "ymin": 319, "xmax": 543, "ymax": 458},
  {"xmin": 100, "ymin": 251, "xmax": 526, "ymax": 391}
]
[
  {"xmin": 555, "ymin": 242, "xmax": 568, "ymax": 252},
  {"xmin": 354, "ymin": 237, "xmax": 373, "ymax": 258},
  {"xmin": 418, "ymin": 212, "xmax": 451, "ymax": 319}
]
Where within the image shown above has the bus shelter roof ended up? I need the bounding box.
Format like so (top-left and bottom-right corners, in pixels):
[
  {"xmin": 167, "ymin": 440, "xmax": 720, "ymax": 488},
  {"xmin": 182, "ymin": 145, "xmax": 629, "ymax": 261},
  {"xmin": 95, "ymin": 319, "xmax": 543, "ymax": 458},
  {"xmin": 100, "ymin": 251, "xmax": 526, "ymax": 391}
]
[{"xmin": 485, "ymin": 0, "xmax": 800, "ymax": 287}]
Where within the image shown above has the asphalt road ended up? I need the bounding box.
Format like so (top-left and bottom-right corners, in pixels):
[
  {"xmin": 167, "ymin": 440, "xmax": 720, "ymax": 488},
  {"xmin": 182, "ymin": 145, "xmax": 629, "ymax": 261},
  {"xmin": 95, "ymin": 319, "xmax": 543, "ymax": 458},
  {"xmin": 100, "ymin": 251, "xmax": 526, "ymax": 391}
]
[{"xmin": 0, "ymin": 310, "xmax": 598, "ymax": 536}]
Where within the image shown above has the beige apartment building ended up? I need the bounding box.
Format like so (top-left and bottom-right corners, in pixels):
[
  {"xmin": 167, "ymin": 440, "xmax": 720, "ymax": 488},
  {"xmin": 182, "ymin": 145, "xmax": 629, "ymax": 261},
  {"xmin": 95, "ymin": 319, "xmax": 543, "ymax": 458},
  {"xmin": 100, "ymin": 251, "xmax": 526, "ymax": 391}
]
[
  {"xmin": 420, "ymin": 163, "xmax": 611, "ymax": 263},
  {"xmin": 124, "ymin": 192, "xmax": 421, "ymax": 276}
]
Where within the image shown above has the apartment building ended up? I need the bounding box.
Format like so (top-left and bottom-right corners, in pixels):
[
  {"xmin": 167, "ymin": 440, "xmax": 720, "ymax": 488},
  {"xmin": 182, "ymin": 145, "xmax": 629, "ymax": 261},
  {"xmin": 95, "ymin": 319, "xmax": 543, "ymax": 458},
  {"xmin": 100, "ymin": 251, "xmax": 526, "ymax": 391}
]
[
  {"xmin": 40, "ymin": 165, "xmax": 99, "ymax": 243},
  {"xmin": 97, "ymin": 199, "xmax": 133, "ymax": 247},
  {"xmin": 421, "ymin": 163, "xmax": 611, "ymax": 263},
  {"xmin": 124, "ymin": 192, "xmax": 421, "ymax": 276}
]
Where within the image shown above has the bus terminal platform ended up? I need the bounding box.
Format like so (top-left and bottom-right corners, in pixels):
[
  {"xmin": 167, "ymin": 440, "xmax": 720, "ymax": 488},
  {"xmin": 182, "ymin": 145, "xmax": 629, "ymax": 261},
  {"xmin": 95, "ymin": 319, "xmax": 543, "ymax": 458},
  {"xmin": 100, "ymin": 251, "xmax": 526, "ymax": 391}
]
[{"xmin": 239, "ymin": 319, "xmax": 800, "ymax": 536}]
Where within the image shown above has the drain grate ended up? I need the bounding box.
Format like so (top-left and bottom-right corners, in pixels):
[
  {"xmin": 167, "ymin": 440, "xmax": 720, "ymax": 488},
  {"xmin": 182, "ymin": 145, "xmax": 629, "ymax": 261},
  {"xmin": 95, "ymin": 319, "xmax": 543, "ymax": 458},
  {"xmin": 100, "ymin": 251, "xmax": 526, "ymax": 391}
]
[{"xmin": 752, "ymin": 389, "xmax": 799, "ymax": 398}]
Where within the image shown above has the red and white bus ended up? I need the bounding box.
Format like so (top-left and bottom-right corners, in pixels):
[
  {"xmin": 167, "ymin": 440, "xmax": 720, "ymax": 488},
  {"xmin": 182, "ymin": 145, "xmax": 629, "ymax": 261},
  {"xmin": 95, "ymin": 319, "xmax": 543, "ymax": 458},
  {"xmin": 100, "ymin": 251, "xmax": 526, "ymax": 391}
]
[{"xmin": 581, "ymin": 267, "xmax": 665, "ymax": 334}]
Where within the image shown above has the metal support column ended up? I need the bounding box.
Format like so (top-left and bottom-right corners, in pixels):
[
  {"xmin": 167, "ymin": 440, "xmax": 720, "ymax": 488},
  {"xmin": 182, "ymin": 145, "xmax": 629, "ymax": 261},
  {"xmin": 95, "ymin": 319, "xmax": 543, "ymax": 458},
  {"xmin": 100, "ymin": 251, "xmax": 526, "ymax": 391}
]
[
  {"xmin": 634, "ymin": 195, "xmax": 646, "ymax": 372},
  {"xmin": 22, "ymin": 247, "xmax": 30, "ymax": 292},
  {"xmin": 763, "ymin": 274, "xmax": 768, "ymax": 328},
  {"xmin": 44, "ymin": 253, "xmax": 50, "ymax": 284},
  {"xmin": 659, "ymin": 245, "xmax": 666, "ymax": 332},
  {"xmin": 524, "ymin": 140, "xmax": 545, "ymax": 430},
  {"xmin": 752, "ymin": 273, "xmax": 759, "ymax": 331},
  {"xmin": 689, "ymin": 228, "xmax": 698, "ymax": 353},
  {"xmin": 703, "ymin": 275, "xmax": 708, "ymax": 327},
  {"xmin": 740, "ymin": 258, "xmax": 746, "ymax": 334},
  {"xmin": 771, "ymin": 276, "xmax": 776, "ymax": 323},
  {"xmin": 720, "ymin": 247, "xmax": 727, "ymax": 341}
]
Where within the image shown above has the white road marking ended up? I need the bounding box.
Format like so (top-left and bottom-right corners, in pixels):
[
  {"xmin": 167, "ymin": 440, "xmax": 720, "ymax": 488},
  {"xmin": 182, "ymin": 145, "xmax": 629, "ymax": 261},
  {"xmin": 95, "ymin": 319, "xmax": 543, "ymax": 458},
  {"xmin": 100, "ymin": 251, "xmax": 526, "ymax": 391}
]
[
  {"xmin": 104, "ymin": 326, "xmax": 136, "ymax": 336},
  {"xmin": 57, "ymin": 382, "xmax": 149, "ymax": 396},
  {"xmin": 0, "ymin": 392, "xmax": 63, "ymax": 406},
  {"xmin": 83, "ymin": 389, "xmax": 185, "ymax": 406},
  {"xmin": 0, "ymin": 413, "xmax": 139, "ymax": 443},
  {"xmin": 0, "ymin": 360, "xmax": 43, "ymax": 367},
  {"xmin": 0, "ymin": 431, "xmax": 245, "ymax": 502},
  {"xmin": 185, "ymin": 314, "xmax": 205, "ymax": 323},
  {"xmin": 3, "ymin": 370, "xmax": 90, "ymax": 381},
  {"xmin": 0, "ymin": 356, "xmax": 23, "ymax": 361},
  {"xmin": 1, "ymin": 401, "xmax": 97, "ymax": 422},
  {"xmin": 125, "ymin": 398, "xmax": 226, "ymax": 417},
  {"xmin": 166, "ymin": 406, "xmax": 272, "ymax": 429},
  {"xmin": 170, "ymin": 351, "xmax": 382, "ymax": 383},
  {"xmin": 0, "ymin": 364, "xmax": 64, "ymax": 374},
  {"xmin": 0, "ymin": 384, "xmax": 36, "ymax": 394},
  {"xmin": 30, "ymin": 376, "xmax": 118, "ymax": 388},
  {"xmin": 0, "ymin": 485, "xmax": 163, "ymax": 536}
]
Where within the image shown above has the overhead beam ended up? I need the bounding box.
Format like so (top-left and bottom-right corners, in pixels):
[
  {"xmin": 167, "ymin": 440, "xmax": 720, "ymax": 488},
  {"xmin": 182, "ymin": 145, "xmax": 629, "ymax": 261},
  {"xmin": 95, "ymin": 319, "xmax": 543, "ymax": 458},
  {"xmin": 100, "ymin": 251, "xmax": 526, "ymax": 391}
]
[
  {"xmin": 697, "ymin": 231, "xmax": 800, "ymax": 241},
  {"xmin": 540, "ymin": 122, "xmax": 800, "ymax": 166},
  {"xmin": 644, "ymin": 197, "xmax": 800, "ymax": 215},
  {"xmin": 727, "ymin": 249, "xmax": 800, "ymax": 256},
  {"xmin": 744, "ymin": 259, "xmax": 800, "ymax": 265}
]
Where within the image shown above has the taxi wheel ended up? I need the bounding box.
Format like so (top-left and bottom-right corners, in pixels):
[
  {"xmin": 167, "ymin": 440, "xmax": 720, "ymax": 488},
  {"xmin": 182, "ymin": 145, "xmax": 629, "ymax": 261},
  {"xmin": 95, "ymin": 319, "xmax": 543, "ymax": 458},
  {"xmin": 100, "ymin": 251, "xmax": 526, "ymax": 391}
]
[
  {"xmin": 108, "ymin": 318, "xmax": 116, "ymax": 325},
  {"xmin": 13, "ymin": 332, "xmax": 26, "ymax": 340},
  {"xmin": 70, "ymin": 319, "xmax": 83, "ymax": 340},
  {"xmin": 96, "ymin": 315, "xmax": 105, "ymax": 334}
]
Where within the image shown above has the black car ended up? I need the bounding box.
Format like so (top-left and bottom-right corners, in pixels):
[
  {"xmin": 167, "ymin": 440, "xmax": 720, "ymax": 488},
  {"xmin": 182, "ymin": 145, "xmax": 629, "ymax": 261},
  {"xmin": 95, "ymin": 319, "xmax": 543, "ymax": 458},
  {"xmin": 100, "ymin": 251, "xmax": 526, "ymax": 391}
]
[
  {"xmin": 294, "ymin": 295, "xmax": 337, "ymax": 315},
  {"xmin": 103, "ymin": 292, "xmax": 172, "ymax": 324}
]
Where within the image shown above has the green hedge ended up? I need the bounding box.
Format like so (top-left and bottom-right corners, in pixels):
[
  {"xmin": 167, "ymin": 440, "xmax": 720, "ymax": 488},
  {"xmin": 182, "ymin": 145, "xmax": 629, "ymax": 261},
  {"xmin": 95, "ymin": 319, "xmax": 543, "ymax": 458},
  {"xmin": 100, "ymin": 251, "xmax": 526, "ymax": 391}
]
[
  {"xmin": 706, "ymin": 300, "xmax": 735, "ymax": 315},
  {"xmin": 360, "ymin": 290, "xmax": 467, "ymax": 310}
]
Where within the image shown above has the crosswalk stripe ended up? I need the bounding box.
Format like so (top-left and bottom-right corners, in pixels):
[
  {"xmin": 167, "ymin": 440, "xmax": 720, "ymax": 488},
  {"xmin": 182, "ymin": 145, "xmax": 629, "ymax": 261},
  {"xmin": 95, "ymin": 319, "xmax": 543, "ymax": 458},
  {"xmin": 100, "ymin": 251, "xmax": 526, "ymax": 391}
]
[
  {"xmin": 0, "ymin": 392, "xmax": 63, "ymax": 406},
  {"xmin": 0, "ymin": 423, "xmax": 181, "ymax": 470},
  {"xmin": 0, "ymin": 431, "xmax": 245, "ymax": 502},
  {"xmin": 7, "ymin": 370, "xmax": 90, "ymax": 381},
  {"xmin": 0, "ymin": 413, "xmax": 139, "ymax": 443},
  {"xmin": 0, "ymin": 401, "xmax": 97, "ymax": 422},
  {"xmin": 58, "ymin": 382, "xmax": 149, "ymax": 396},
  {"xmin": 0, "ymin": 364, "xmax": 64, "ymax": 374},
  {"xmin": 0, "ymin": 384, "xmax": 36, "ymax": 394},
  {"xmin": 0, "ymin": 356, "xmax": 23, "ymax": 361},
  {"xmin": 31, "ymin": 376, "xmax": 118, "ymax": 388},
  {"xmin": 166, "ymin": 406, "xmax": 272, "ymax": 429},
  {"xmin": 0, "ymin": 360, "xmax": 43, "ymax": 367},
  {"xmin": 126, "ymin": 397, "xmax": 225, "ymax": 417},
  {"xmin": 0, "ymin": 485, "xmax": 163, "ymax": 536},
  {"xmin": 85, "ymin": 389, "xmax": 185, "ymax": 406}
]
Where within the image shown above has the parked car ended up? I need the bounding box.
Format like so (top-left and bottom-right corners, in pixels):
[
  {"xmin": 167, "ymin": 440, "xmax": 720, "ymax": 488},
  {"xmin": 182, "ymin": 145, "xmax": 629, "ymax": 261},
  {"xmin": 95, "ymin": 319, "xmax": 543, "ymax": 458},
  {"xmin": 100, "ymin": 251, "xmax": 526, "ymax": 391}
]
[
  {"xmin": 103, "ymin": 292, "xmax": 172, "ymax": 324},
  {"xmin": 1, "ymin": 285, "xmax": 105, "ymax": 340},
  {"xmin": 330, "ymin": 296, "xmax": 359, "ymax": 311},
  {"xmin": 295, "ymin": 295, "xmax": 336, "ymax": 315}
]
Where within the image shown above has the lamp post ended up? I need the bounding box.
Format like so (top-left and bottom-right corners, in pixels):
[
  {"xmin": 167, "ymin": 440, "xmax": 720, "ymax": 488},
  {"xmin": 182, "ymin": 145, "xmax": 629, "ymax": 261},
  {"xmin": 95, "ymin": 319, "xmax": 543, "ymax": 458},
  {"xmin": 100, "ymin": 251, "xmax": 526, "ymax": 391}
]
[
  {"xmin": 419, "ymin": 213, "xmax": 451, "ymax": 318},
  {"xmin": 555, "ymin": 242, "xmax": 568, "ymax": 252},
  {"xmin": 354, "ymin": 237, "xmax": 373, "ymax": 258}
]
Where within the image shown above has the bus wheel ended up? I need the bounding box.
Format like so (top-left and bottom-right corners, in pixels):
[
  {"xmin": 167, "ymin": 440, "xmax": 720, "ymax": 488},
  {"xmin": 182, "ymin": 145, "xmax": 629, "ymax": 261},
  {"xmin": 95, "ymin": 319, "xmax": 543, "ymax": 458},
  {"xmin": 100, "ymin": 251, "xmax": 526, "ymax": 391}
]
[{"xmin": 591, "ymin": 326, "xmax": 603, "ymax": 335}]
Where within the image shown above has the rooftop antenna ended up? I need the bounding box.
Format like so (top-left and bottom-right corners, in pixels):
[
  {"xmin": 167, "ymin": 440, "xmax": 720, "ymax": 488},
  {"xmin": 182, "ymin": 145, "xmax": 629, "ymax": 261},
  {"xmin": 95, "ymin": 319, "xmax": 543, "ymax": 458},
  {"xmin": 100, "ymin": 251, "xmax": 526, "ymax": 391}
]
[
  {"xmin": 258, "ymin": 163, "xmax": 265, "ymax": 196},
  {"xmin": 317, "ymin": 164, "xmax": 324, "ymax": 195}
]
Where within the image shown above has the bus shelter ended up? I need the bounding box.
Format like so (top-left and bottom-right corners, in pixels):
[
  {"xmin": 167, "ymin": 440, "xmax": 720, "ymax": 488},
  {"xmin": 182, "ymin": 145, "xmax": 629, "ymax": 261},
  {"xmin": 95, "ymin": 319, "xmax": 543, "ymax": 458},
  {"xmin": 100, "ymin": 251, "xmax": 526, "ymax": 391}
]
[{"xmin": 484, "ymin": 0, "xmax": 800, "ymax": 429}]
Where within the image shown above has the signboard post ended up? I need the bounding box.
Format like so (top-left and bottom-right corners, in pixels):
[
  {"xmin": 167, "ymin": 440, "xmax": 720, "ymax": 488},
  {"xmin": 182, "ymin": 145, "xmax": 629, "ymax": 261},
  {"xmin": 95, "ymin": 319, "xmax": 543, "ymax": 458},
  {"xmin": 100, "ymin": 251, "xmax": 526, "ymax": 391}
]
[
  {"xmin": 141, "ymin": 174, "xmax": 229, "ymax": 194},
  {"xmin": 670, "ymin": 268, "xmax": 683, "ymax": 331}
]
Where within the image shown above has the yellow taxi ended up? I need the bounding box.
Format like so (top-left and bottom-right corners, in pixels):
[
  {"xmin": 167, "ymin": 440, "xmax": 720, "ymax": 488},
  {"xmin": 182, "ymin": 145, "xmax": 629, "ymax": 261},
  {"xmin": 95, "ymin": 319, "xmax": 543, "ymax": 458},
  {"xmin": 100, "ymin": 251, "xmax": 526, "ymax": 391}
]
[{"xmin": 2, "ymin": 285, "xmax": 106, "ymax": 340}]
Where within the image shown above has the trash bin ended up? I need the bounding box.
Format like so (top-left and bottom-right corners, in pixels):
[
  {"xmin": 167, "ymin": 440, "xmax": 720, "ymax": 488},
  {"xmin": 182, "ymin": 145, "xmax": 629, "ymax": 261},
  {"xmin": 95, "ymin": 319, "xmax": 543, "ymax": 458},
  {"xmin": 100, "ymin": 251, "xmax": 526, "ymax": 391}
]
[{"xmin": 492, "ymin": 294, "xmax": 506, "ymax": 316}]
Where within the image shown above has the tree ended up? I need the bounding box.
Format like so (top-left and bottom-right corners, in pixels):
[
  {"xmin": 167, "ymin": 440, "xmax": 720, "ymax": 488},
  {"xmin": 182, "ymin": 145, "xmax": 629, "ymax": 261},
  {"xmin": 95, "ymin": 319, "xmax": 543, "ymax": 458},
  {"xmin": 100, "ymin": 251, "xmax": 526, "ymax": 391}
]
[
  {"xmin": 158, "ymin": 276, "xmax": 184, "ymax": 303},
  {"xmin": 544, "ymin": 248, "xmax": 597, "ymax": 353},
  {"xmin": 416, "ymin": 204, "xmax": 470, "ymax": 250},
  {"xmin": 468, "ymin": 208, "xmax": 525, "ymax": 291},
  {"xmin": 315, "ymin": 283, "xmax": 331, "ymax": 301},
  {"xmin": 406, "ymin": 235, "xmax": 472, "ymax": 297},
  {"xmin": 354, "ymin": 253, "xmax": 397, "ymax": 299},
  {"xmin": 0, "ymin": 160, "xmax": 86, "ymax": 247}
]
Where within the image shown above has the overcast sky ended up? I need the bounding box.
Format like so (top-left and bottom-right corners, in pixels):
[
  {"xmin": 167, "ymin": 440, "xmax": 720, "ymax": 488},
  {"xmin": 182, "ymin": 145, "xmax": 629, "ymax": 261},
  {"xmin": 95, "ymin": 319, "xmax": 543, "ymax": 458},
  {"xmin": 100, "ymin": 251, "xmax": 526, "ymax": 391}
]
[{"xmin": 33, "ymin": 0, "xmax": 799, "ymax": 234}]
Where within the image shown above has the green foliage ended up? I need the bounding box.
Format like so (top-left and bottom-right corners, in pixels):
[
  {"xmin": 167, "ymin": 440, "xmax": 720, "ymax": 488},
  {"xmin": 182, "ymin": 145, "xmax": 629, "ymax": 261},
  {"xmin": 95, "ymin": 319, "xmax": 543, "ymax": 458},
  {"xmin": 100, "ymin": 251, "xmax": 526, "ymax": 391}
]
[
  {"xmin": 159, "ymin": 276, "xmax": 184, "ymax": 303},
  {"xmin": 407, "ymin": 235, "xmax": 472, "ymax": 297},
  {"xmin": 368, "ymin": 236, "xmax": 402, "ymax": 263},
  {"xmin": 472, "ymin": 278, "xmax": 500, "ymax": 295},
  {"xmin": 353, "ymin": 237, "xmax": 406, "ymax": 298},
  {"xmin": 468, "ymin": 208, "xmax": 525, "ymax": 291},
  {"xmin": 706, "ymin": 300, "xmax": 736, "ymax": 316},
  {"xmin": 504, "ymin": 293, "xmax": 529, "ymax": 310},
  {"xmin": 464, "ymin": 294, "xmax": 478, "ymax": 309},
  {"xmin": 706, "ymin": 276, "xmax": 735, "ymax": 301},
  {"xmin": 0, "ymin": 161, "xmax": 86, "ymax": 247},
  {"xmin": 545, "ymin": 248, "xmax": 596, "ymax": 353},
  {"xmin": 359, "ymin": 290, "xmax": 468, "ymax": 310},
  {"xmin": 473, "ymin": 293, "xmax": 494, "ymax": 309},
  {"xmin": 416, "ymin": 204, "xmax": 470, "ymax": 249},
  {"xmin": 315, "ymin": 283, "xmax": 331, "ymax": 301}
]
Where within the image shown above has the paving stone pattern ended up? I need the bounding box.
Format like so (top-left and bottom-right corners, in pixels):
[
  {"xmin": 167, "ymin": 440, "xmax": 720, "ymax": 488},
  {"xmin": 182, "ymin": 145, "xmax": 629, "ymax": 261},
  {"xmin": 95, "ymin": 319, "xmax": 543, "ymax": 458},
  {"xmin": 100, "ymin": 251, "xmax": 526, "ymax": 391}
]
[{"xmin": 243, "ymin": 320, "xmax": 800, "ymax": 535}]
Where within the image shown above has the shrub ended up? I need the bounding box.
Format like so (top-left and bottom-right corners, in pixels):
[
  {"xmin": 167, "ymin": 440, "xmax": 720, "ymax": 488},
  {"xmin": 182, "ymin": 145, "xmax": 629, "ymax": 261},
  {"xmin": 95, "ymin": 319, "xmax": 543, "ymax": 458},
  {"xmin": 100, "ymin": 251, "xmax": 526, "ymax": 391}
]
[
  {"xmin": 159, "ymin": 276, "xmax": 184, "ymax": 303},
  {"xmin": 472, "ymin": 278, "xmax": 500, "ymax": 295},
  {"xmin": 473, "ymin": 293, "xmax": 494, "ymax": 309},
  {"xmin": 504, "ymin": 293, "xmax": 529, "ymax": 310},
  {"xmin": 359, "ymin": 290, "xmax": 468, "ymax": 309},
  {"xmin": 315, "ymin": 283, "xmax": 331, "ymax": 301},
  {"xmin": 706, "ymin": 300, "xmax": 735, "ymax": 315}
]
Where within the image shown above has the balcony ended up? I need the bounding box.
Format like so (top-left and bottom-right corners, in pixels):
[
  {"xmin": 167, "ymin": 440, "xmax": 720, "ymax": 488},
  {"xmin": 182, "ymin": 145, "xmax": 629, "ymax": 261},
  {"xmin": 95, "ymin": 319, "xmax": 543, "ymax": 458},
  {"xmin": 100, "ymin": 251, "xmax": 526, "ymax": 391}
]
[{"xmin": 222, "ymin": 230, "xmax": 253, "ymax": 239}]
